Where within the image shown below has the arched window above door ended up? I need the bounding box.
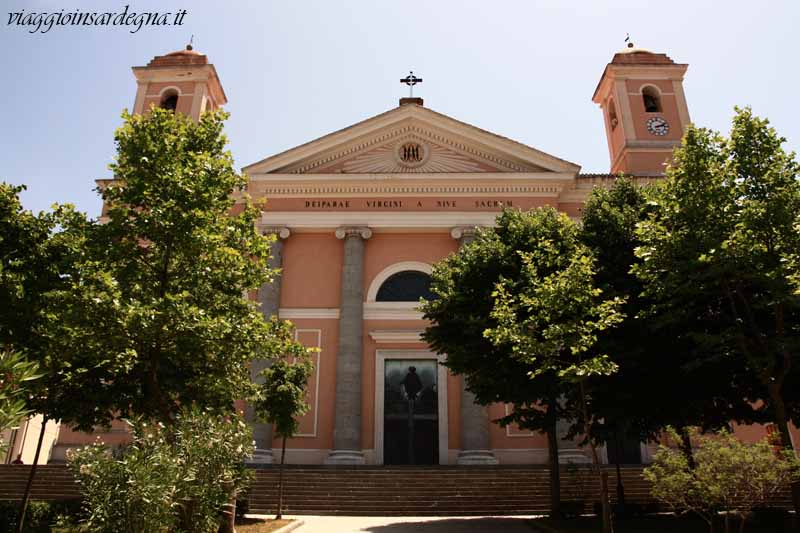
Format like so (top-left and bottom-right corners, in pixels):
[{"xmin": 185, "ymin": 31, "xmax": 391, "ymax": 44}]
[
  {"xmin": 366, "ymin": 261, "xmax": 435, "ymax": 303},
  {"xmin": 376, "ymin": 271, "xmax": 435, "ymax": 302}
]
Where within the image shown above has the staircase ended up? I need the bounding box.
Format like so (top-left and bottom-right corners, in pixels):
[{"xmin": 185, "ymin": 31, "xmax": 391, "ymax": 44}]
[
  {"xmin": 0, "ymin": 465, "xmax": 792, "ymax": 516},
  {"xmin": 0, "ymin": 465, "xmax": 80, "ymax": 501},
  {"xmin": 248, "ymin": 465, "xmax": 632, "ymax": 516}
]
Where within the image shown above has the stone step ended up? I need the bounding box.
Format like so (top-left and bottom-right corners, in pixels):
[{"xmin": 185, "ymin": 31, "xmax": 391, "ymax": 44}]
[{"xmin": 0, "ymin": 465, "xmax": 792, "ymax": 516}]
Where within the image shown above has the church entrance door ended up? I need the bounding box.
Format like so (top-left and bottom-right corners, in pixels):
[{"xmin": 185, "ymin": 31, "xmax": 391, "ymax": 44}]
[{"xmin": 382, "ymin": 359, "xmax": 438, "ymax": 465}]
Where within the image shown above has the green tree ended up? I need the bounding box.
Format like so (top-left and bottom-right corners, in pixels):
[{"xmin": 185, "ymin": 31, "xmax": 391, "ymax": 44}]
[
  {"xmin": 46, "ymin": 108, "xmax": 281, "ymax": 426},
  {"xmin": 0, "ymin": 181, "xmax": 105, "ymax": 530},
  {"xmin": 254, "ymin": 337, "xmax": 315, "ymax": 520},
  {"xmin": 38, "ymin": 108, "xmax": 307, "ymax": 529},
  {"xmin": 423, "ymin": 208, "xmax": 624, "ymax": 530},
  {"xmin": 580, "ymin": 179, "xmax": 764, "ymax": 469},
  {"xmin": 634, "ymin": 108, "xmax": 800, "ymax": 510}
]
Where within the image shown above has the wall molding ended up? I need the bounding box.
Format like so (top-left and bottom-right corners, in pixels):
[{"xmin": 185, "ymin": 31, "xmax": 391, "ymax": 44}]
[
  {"xmin": 278, "ymin": 308, "xmax": 340, "ymax": 319},
  {"xmin": 369, "ymin": 330, "xmax": 425, "ymax": 343},
  {"xmin": 364, "ymin": 302, "xmax": 424, "ymax": 320},
  {"xmin": 261, "ymin": 212, "xmax": 500, "ymax": 230},
  {"xmin": 293, "ymin": 329, "xmax": 321, "ymax": 438}
]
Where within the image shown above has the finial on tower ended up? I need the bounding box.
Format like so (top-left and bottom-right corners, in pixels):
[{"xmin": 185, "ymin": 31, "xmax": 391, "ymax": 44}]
[
  {"xmin": 625, "ymin": 33, "xmax": 634, "ymax": 48},
  {"xmin": 186, "ymin": 34, "xmax": 194, "ymax": 51}
]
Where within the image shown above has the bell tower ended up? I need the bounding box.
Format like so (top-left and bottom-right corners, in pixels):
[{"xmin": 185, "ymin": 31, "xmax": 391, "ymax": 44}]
[
  {"xmin": 131, "ymin": 45, "xmax": 227, "ymax": 120},
  {"xmin": 592, "ymin": 44, "xmax": 691, "ymax": 176}
]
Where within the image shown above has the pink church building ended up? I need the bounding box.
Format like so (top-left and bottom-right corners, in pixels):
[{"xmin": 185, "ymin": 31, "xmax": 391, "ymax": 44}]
[{"xmin": 6, "ymin": 43, "xmax": 797, "ymax": 466}]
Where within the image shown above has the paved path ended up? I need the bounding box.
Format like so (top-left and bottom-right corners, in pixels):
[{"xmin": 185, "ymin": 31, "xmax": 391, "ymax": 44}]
[{"xmin": 283, "ymin": 515, "xmax": 541, "ymax": 532}]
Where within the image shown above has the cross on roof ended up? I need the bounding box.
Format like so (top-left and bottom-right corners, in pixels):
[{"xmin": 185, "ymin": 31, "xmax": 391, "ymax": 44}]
[{"xmin": 400, "ymin": 71, "xmax": 423, "ymax": 97}]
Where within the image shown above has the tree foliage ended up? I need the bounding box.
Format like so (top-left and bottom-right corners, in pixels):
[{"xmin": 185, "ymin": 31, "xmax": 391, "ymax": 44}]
[
  {"xmin": 634, "ymin": 108, "xmax": 800, "ymax": 450},
  {"xmin": 44, "ymin": 108, "xmax": 288, "ymax": 427},
  {"xmin": 254, "ymin": 347, "xmax": 315, "ymax": 441},
  {"xmin": 423, "ymin": 208, "xmax": 623, "ymax": 526},
  {"xmin": 0, "ymin": 181, "xmax": 109, "ymax": 437},
  {"xmin": 423, "ymin": 209, "xmax": 589, "ymax": 431},
  {"xmin": 580, "ymin": 178, "xmax": 763, "ymax": 451},
  {"xmin": 0, "ymin": 350, "xmax": 40, "ymax": 452}
]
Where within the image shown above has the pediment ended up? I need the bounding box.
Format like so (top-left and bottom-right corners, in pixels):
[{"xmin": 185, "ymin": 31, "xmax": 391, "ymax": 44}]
[{"xmin": 244, "ymin": 105, "xmax": 580, "ymax": 176}]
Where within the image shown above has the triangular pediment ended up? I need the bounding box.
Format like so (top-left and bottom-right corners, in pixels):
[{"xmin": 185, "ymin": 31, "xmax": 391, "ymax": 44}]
[{"xmin": 243, "ymin": 104, "xmax": 580, "ymax": 175}]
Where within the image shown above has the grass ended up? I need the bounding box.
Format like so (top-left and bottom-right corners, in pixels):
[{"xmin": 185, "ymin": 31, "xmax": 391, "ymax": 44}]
[
  {"xmin": 528, "ymin": 514, "xmax": 796, "ymax": 533},
  {"xmin": 235, "ymin": 517, "xmax": 294, "ymax": 532}
]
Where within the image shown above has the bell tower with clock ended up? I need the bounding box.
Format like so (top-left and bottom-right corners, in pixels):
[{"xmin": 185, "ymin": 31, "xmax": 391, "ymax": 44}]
[{"xmin": 592, "ymin": 43, "xmax": 691, "ymax": 176}]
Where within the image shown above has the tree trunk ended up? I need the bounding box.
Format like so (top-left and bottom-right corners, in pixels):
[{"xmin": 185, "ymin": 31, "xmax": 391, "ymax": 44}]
[
  {"xmin": 276, "ymin": 435, "xmax": 286, "ymax": 520},
  {"xmin": 217, "ymin": 480, "xmax": 237, "ymax": 533},
  {"xmin": 679, "ymin": 426, "xmax": 696, "ymax": 469},
  {"xmin": 766, "ymin": 383, "xmax": 800, "ymax": 515},
  {"xmin": 16, "ymin": 416, "xmax": 48, "ymax": 533},
  {"xmin": 578, "ymin": 381, "xmax": 613, "ymax": 533},
  {"xmin": 545, "ymin": 401, "xmax": 562, "ymax": 518},
  {"xmin": 615, "ymin": 460, "xmax": 625, "ymax": 510}
]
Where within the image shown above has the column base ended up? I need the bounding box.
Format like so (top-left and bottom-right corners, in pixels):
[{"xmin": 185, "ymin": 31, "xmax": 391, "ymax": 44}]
[
  {"xmin": 245, "ymin": 448, "xmax": 274, "ymax": 466},
  {"xmin": 324, "ymin": 450, "xmax": 366, "ymax": 465},
  {"xmin": 457, "ymin": 450, "xmax": 499, "ymax": 465}
]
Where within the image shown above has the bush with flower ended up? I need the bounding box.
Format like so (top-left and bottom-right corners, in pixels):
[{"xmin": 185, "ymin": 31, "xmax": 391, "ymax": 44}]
[{"xmin": 67, "ymin": 406, "xmax": 253, "ymax": 533}]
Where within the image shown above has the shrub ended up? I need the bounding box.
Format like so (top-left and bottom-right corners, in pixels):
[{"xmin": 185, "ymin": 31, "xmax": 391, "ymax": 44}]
[
  {"xmin": 0, "ymin": 499, "xmax": 83, "ymax": 532},
  {"xmin": 68, "ymin": 406, "xmax": 253, "ymax": 533},
  {"xmin": 643, "ymin": 428, "xmax": 800, "ymax": 533}
]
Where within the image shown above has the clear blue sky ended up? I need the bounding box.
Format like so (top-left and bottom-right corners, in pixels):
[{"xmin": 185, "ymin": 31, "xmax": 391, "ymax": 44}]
[{"xmin": 2, "ymin": 0, "xmax": 798, "ymax": 216}]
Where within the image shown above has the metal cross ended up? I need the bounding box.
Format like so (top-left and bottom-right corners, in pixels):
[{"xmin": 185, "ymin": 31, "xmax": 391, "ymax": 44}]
[{"xmin": 400, "ymin": 71, "xmax": 423, "ymax": 97}]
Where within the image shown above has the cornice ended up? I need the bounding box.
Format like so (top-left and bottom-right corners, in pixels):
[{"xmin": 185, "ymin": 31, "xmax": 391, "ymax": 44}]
[
  {"xmin": 252, "ymin": 183, "xmax": 564, "ymax": 198},
  {"xmin": 246, "ymin": 172, "xmax": 576, "ymax": 198},
  {"xmin": 248, "ymin": 171, "xmax": 576, "ymax": 182}
]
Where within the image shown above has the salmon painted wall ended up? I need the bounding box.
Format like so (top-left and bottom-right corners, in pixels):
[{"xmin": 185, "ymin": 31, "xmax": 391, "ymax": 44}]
[
  {"xmin": 273, "ymin": 317, "xmax": 339, "ymax": 451},
  {"xmin": 280, "ymin": 233, "xmax": 342, "ymax": 308}
]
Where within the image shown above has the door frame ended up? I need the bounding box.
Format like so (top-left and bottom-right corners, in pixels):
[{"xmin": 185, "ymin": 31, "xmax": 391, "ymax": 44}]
[{"xmin": 374, "ymin": 349, "xmax": 449, "ymax": 465}]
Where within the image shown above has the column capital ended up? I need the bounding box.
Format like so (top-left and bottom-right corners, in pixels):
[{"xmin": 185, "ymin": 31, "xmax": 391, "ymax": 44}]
[
  {"xmin": 335, "ymin": 226, "xmax": 372, "ymax": 240},
  {"xmin": 450, "ymin": 226, "xmax": 480, "ymax": 241},
  {"xmin": 261, "ymin": 226, "xmax": 291, "ymax": 240}
]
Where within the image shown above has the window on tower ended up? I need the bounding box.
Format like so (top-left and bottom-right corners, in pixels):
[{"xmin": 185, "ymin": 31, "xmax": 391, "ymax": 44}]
[
  {"xmin": 608, "ymin": 99, "xmax": 619, "ymax": 130},
  {"xmin": 160, "ymin": 91, "xmax": 179, "ymax": 112},
  {"xmin": 642, "ymin": 86, "xmax": 662, "ymax": 113}
]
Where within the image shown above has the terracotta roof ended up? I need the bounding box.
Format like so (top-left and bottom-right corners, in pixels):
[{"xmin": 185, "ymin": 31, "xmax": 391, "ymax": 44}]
[
  {"xmin": 147, "ymin": 47, "xmax": 209, "ymax": 67},
  {"xmin": 610, "ymin": 48, "xmax": 676, "ymax": 66}
]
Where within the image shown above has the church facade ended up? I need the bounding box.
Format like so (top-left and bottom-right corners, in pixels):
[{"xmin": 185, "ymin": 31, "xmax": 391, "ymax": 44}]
[{"xmin": 11, "ymin": 44, "xmax": 795, "ymax": 466}]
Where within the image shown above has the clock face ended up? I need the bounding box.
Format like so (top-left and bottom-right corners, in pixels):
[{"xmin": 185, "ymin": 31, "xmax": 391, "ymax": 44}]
[{"xmin": 646, "ymin": 117, "xmax": 670, "ymax": 136}]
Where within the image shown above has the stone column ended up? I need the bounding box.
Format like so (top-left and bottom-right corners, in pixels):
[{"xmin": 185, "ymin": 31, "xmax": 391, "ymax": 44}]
[
  {"xmin": 451, "ymin": 227, "xmax": 499, "ymax": 465},
  {"xmin": 555, "ymin": 398, "xmax": 590, "ymax": 464},
  {"xmin": 246, "ymin": 226, "xmax": 290, "ymax": 464},
  {"xmin": 326, "ymin": 226, "xmax": 372, "ymax": 464}
]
